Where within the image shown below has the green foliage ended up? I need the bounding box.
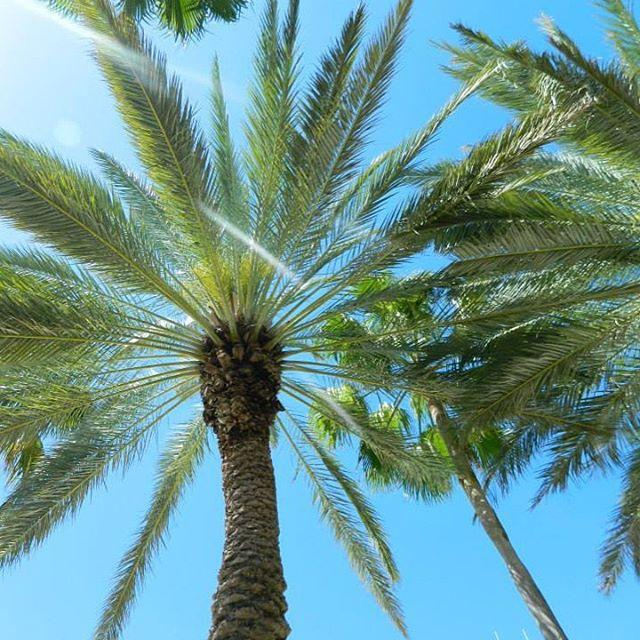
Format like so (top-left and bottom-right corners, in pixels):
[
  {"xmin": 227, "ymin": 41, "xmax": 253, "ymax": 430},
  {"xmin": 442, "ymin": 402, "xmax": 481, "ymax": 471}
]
[
  {"xmin": 438, "ymin": 0, "xmax": 640, "ymax": 592},
  {"xmin": 1, "ymin": 0, "xmax": 588, "ymax": 634},
  {"xmin": 48, "ymin": 0, "xmax": 248, "ymax": 40},
  {"xmin": 280, "ymin": 415, "xmax": 406, "ymax": 635},
  {"xmin": 0, "ymin": 383, "xmax": 195, "ymax": 568},
  {"xmin": 0, "ymin": 1, "xmax": 519, "ymax": 635},
  {"xmin": 95, "ymin": 417, "xmax": 208, "ymax": 640}
]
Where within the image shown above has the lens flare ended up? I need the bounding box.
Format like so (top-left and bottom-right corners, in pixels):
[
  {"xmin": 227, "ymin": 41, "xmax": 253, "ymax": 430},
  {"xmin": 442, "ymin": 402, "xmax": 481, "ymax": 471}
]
[
  {"xmin": 201, "ymin": 204, "xmax": 300, "ymax": 283},
  {"xmin": 13, "ymin": 0, "xmax": 210, "ymax": 89}
]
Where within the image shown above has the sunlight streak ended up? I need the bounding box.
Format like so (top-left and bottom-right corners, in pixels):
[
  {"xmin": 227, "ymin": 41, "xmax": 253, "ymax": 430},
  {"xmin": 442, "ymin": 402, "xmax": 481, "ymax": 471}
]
[
  {"xmin": 15, "ymin": 0, "xmax": 146, "ymax": 66},
  {"xmin": 201, "ymin": 204, "xmax": 300, "ymax": 283},
  {"xmin": 13, "ymin": 0, "xmax": 211, "ymax": 89}
]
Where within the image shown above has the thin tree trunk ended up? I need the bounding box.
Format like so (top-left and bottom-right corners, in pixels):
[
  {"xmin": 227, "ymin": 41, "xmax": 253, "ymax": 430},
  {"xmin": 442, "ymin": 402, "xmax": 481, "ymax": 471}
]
[
  {"xmin": 200, "ymin": 327, "xmax": 290, "ymax": 640},
  {"xmin": 428, "ymin": 401, "xmax": 569, "ymax": 640}
]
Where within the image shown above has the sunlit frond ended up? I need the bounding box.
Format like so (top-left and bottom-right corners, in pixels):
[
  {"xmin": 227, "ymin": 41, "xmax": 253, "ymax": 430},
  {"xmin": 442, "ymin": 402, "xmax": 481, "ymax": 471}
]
[
  {"xmin": 95, "ymin": 416, "xmax": 207, "ymax": 640},
  {"xmin": 279, "ymin": 417, "xmax": 406, "ymax": 636}
]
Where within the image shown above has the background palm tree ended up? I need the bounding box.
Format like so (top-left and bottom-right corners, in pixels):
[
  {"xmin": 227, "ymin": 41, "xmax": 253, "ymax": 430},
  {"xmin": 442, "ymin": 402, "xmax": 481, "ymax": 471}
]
[
  {"xmin": 311, "ymin": 273, "xmax": 568, "ymax": 640},
  {"xmin": 0, "ymin": 0, "xmax": 506, "ymax": 638},
  {"xmin": 49, "ymin": 0, "xmax": 248, "ymax": 39},
  {"xmin": 424, "ymin": 0, "xmax": 640, "ymax": 597}
]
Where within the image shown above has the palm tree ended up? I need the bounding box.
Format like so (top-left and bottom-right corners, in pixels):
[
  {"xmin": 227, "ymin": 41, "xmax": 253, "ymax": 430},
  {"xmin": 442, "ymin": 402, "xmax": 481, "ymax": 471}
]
[
  {"xmin": 49, "ymin": 0, "xmax": 248, "ymax": 39},
  {"xmin": 420, "ymin": 0, "xmax": 640, "ymax": 600},
  {"xmin": 312, "ymin": 274, "xmax": 569, "ymax": 640},
  {"xmin": 0, "ymin": 0, "xmax": 505, "ymax": 637}
]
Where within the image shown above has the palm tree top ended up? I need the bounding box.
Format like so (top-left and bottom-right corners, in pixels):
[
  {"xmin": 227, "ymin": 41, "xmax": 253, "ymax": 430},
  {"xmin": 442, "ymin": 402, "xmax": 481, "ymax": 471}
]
[
  {"xmin": 0, "ymin": 1, "xmax": 589, "ymax": 637},
  {"xmin": 49, "ymin": 0, "xmax": 248, "ymax": 39},
  {"xmin": 0, "ymin": 0, "xmax": 443, "ymax": 636},
  {"xmin": 432, "ymin": 0, "xmax": 640, "ymax": 595}
]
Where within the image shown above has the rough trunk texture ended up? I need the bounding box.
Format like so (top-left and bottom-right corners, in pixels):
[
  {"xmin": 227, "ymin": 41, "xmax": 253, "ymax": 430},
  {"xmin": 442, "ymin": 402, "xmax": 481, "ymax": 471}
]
[
  {"xmin": 200, "ymin": 324, "xmax": 290, "ymax": 640},
  {"xmin": 428, "ymin": 401, "xmax": 569, "ymax": 640}
]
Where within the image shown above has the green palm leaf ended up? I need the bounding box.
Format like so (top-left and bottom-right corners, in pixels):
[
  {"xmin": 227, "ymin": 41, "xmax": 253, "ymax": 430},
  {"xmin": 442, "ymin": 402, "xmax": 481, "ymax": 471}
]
[
  {"xmin": 279, "ymin": 417, "xmax": 406, "ymax": 637},
  {"xmin": 0, "ymin": 381, "xmax": 197, "ymax": 568},
  {"xmin": 95, "ymin": 416, "xmax": 208, "ymax": 640},
  {"xmin": 47, "ymin": 0, "xmax": 247, "ymax": 40},
  {"xmin": 433, "ymin": 0, "xmax": 640, "ymax": 594}
]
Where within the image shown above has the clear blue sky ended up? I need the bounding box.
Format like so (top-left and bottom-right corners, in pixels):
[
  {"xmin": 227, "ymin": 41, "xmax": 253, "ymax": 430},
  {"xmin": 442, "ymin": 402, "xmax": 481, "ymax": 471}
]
[{"xmin": 0, "ymin": 1, "xmax": 635, "ymax": 639}]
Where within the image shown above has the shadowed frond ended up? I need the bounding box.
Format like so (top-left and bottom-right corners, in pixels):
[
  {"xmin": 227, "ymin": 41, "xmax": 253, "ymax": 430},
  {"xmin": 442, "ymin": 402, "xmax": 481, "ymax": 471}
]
[
  {"xmin": 47, "ymin": 0, "xmax": 248, "ymax": 40},
  {"xmin": 0, "ymin": 380, "xmax": 197, "ymax": 568}
]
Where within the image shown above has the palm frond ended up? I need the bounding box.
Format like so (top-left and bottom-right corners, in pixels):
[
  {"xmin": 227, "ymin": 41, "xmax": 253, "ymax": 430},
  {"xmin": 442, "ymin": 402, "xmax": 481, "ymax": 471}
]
[
  {"xmin": 95, "ymin": 416, "xmax": 208, "ymax": 640},
  {"xmin": 279, "ymin": 417, "xmax": 406, "ymax": 637},
  {"xmin": 244, "ymin": 0, "xmax": 300, "ymax": 243},
  {"xmin": 0, "ymin": 380, "xmax": 197, "ymax": 568},
  {"xmin": 283, "ymin": 0, "xmax": 412, "ymax": 257},
  {"xmin": 48, "ymin": 0, "xmax": 247, "ymax": 40},
  {"xmin": 283, "ymin": 379, "xmax": 450, "ymax": 489},
  {"xmin": 600, "ymin": 447, "xmax": 640, "ymax": 592},
  {"xmin": 0, "ymin": 132, "xmax": 195, "ymax": 312},
  {"xmin": 598, "ymin": 0, "xmax": 640, "ymax": 75},
  {"xmin": 210, "ymin": 58, "xmax": 248, "ymax": 233},
  {"xmin": 75, "ymin": 1, "xmax": 220, "ymax": 285}
]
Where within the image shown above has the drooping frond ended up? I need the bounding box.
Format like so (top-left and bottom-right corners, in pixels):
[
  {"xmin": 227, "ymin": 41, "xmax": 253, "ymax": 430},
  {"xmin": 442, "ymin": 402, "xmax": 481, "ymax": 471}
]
[
  {"xmin": 279, "ymin": 417, "xmax": 407, "ymax": 637},
  {"xmin": 95, "ymin": 416, "xmax": 208, "ymax": 640},
  {"xmin": 282, "ymin": 379, "xmax": 450, "ymax": 490},
  {"xmin": 600, "ymin": 447, "xmax": 640, "ymax": 592},
  {"xmin": 0, "ymin": 380, "xmax": 197, "ymax": 568},
  {"xmin": 120, "ymin": 0, "xmax": 247, "ymax": 39}
]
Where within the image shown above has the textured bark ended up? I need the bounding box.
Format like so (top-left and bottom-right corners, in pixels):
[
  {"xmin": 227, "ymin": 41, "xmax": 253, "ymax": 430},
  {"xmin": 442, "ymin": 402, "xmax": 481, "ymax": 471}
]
[
  {"xmin": 200, "ymin": 324, "xmax": 290, "ymax": 640},
  {"xmin": 428, "ymin": 401, "xmax": 569, "ymax": 640}
]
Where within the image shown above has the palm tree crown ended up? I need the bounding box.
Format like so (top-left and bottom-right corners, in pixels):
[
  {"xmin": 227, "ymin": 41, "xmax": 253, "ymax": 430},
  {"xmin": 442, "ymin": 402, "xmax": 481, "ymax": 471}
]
[
  {"xmin": 0, "ymin": 0, "xmax": 501, "ymax": 637},
  {"xmin": 434, "ymin": 0, "xmax": 640, "ymax": 594},
  {"xmin": 311, "ymin": 273, "xmax": 570, "ymax": 640},
  {"xmin": 50, "ymin": 0, "xmax": 248, "ymax": 39}
]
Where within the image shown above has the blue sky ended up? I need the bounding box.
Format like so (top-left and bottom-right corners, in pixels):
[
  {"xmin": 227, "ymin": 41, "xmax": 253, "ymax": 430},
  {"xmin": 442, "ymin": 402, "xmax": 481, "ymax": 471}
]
[{"xmin": 0, "ymin": 1, "xmax": 635, "ymax": 639}]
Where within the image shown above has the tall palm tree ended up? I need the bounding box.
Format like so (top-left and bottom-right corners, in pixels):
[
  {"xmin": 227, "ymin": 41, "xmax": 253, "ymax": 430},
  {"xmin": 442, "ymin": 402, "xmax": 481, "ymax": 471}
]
[
  {"xmin": 312, "ymin": 274, "xmax": 569, "ymax": 640},
  {"xmin": 49, "ymin": 0, "xmax": 248, "ymax": 39},
  {"xmin": 0, "ymin": 1, "xmax": 590, "ymax": 636},
  {"xmin": 422, "ymin": 0, "xmax": 640, "ymax": 600},
  {"xmin": 0, "ymin": 0, "xmax": 509, "ymax": 638}
]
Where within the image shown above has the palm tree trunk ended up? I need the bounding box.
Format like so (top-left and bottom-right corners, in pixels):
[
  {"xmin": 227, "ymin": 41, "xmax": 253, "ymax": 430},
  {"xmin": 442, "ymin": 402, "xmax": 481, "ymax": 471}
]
[
  {"xmin": 209, "ymin": 423, "xmax": 290, "ymax": 640},
  {"xmin": 428, "ymin": 401, "xmax": 569, "ymax": 640},
  {"xmin": 200, "ymin": 329, "xmax": 290, "ymax": 640}
]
